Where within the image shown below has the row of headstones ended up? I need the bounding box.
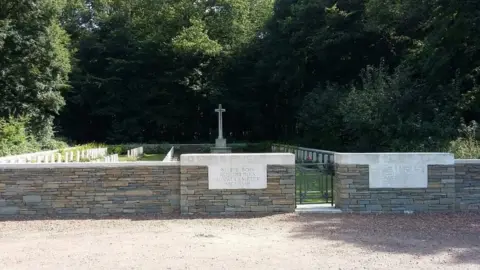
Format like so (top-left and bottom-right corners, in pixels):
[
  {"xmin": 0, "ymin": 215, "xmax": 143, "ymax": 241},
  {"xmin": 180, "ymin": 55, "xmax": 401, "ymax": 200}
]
[
  {"xmin": 271, "ymin": 145, "xmax": 334, "ymax": 163},
  {"xmin": 103, "ymin": 154, "xmax": 119, "ymax": 163},
  {"xmin": 0, "ymin": 148, "xmax": 109, "ymax": 164},
  {"xmin": 127, "ymin": 147, "xmax": 144, "ymax": 158}
]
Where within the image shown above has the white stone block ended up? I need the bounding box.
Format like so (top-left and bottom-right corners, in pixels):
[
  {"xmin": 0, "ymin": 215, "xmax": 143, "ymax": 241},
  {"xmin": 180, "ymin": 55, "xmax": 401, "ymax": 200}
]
[
  {"xmin": 209, "ymin": 164, "xmax": 266, "ymax": 189},
  {"xmin": 335, "ymin": 153, "xmax": 455, "ymax": 189},
  {"xmin": 181, "ymin": 153, "xmax": 295, "ymax": 190}
]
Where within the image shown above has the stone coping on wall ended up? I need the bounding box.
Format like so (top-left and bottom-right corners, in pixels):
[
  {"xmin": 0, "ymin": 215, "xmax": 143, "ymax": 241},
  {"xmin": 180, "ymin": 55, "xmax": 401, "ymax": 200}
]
[
  {"xmin": 180, "ymin": 153, "xmax": 295, "ymax": 166},
  {"xmin": 0, "ymin": 161, "xmax": 180, "ymax": 169},
  {"xmin": 455, "ymin": 159, "xmax": 480, "ymax": 164},
  {"xmin": 334, "ymin": 152, "xmax": 454, "ymax": 165}
]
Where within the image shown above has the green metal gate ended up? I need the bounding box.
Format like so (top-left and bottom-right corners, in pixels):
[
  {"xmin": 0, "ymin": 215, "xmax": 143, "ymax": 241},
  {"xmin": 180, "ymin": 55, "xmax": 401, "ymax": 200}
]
[{"xmin": 296, "ymin": 162, "xmax": 335, "ymax": 206}]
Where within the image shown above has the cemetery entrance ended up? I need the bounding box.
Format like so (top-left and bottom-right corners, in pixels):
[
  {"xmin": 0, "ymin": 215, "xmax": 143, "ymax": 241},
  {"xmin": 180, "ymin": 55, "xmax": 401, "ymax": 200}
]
[{"xmin": 295, "ymin": 162, "xmax": 334, "ymax": 206}]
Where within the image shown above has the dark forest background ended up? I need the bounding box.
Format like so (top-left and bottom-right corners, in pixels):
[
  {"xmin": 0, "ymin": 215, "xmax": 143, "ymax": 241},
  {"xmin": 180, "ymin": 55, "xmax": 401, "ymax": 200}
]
[{"xmin": 1, "ymin": 0, "xmax": 480, "ymax": 155}]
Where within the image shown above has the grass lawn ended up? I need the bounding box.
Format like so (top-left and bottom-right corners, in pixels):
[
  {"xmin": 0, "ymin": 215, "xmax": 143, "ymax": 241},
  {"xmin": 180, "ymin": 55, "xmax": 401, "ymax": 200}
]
[
  {"xmin": 296, "ymin": 165, "xmax": 334, "ymax": 204},
  {"xmin": 118, "ymin": 153, "xmax": 166, "ymax": 162},
  {"xmin": 139, "ymin": 153, "xmax": 166, "ymax": 161}
]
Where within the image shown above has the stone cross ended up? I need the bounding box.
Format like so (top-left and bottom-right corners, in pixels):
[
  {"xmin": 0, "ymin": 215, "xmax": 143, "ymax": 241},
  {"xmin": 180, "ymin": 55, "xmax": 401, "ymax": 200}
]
[{"xmin": 215, "ymin": 104, "xmax": 226, "ymax": 139}]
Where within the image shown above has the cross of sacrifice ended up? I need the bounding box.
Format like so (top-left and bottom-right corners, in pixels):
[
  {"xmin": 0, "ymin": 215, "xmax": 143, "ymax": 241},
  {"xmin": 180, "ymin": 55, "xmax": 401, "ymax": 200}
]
[{"xmin": 215, "ymin": 104, "xmax": 226, "ymax": 139}]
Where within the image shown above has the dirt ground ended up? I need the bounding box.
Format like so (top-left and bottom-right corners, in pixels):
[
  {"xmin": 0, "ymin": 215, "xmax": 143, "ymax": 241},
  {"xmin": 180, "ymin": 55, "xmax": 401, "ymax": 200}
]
[{"xmin": 1, "ymin": 213, "xmax": 479, "ymax": 270}]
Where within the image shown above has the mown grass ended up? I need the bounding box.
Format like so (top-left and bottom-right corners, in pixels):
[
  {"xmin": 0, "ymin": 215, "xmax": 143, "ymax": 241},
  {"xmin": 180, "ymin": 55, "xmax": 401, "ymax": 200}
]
[
  {"xmin": 139, "ymin": 153, "xmax": 166, "ymax": 161},
  {"xmin": 118, "ymin": 153, "xmax": 166, "ymax": 162}
]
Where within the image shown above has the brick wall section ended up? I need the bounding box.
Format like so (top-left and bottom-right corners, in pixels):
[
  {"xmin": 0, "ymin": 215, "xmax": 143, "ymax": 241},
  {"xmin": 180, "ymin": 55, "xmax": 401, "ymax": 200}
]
[
  {"xmin": 180, "ymin": 165, "xmax": 295, "ymax": 215},
  {"xmin": 455, "ymin": 163, "xmax": 480, "ymax": 211},
  {"xmin": 0, "ymin": 165, "xmax": 180, "ymax": 216},
  {"xmin": 334, "ymin": 164, "xmax": 457, "ymax": 213}
]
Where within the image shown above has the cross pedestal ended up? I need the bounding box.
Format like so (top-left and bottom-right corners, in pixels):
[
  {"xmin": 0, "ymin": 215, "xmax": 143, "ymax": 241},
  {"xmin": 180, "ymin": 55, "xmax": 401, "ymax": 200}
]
[{"xmin": 211, "ymin": 104, "xmax": 231, "ymax": 153}]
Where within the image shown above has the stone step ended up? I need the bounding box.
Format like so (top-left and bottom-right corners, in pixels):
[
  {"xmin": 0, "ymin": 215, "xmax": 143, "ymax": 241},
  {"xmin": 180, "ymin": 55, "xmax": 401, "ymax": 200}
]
[{"xmin": 295, "ymin": 204, "xmax": 342, "ymax": 213}]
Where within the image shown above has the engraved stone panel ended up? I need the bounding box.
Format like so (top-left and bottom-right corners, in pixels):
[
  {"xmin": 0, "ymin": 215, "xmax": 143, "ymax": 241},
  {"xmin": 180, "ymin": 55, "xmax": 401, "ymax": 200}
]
[
  {"xmin": 369, "ymin": 164, "xmax": 426, "ymax": 188},
  {"xmin": 180, "ymin": 153, "xmax": 295, "ymax": 190},
  {"xmin": 209, "ymin": 164, "xmax": 266, "ymax": 189},
  {"xmin": 335, "ymin": 153, "xmax": 454, "ymax": 189}
]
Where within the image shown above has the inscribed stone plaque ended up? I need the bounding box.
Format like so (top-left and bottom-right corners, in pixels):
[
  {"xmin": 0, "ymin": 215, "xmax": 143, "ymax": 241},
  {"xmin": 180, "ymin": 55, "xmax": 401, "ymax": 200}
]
[
  {"xmin": 208, "ymin": 164, "xmax": 266, "ymax": 189},
  {"xmin": 369, "ymin": 164, "xmax": 426, "ymax": 188},
  {"xmin": 335, "ymin": 153, "xmax": 454, "ymax": 189}
]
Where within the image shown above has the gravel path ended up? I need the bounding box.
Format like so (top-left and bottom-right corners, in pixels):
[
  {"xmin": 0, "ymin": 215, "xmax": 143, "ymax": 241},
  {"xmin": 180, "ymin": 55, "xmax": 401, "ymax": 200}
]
[{"xmin": 0, "ymin": 213, "xmax": 479, "ymax": 270}]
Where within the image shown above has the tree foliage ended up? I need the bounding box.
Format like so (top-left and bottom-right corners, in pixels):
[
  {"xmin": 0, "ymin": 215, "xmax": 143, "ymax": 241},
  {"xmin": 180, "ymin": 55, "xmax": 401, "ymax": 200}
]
[
  {"xmin": 0, "ymin": 0, "xmax": 71, "ymax": 151},
  {"xmin": 2, "ymin": 0, "xmax": 480, "ymax": 152}
]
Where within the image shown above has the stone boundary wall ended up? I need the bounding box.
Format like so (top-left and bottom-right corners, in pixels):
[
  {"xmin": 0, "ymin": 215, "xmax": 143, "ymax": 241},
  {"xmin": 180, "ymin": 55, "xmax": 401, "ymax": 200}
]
[
  {"xmin": 335, "ymin": 164, "xmax": 456, "ymax": 213},
  {"xmin": 180, "ymin": 153, "xmax": 296, "ymax": 215},
  {"xmin": 180, "ymin": 165, "xmax": 295, "ymax": 215},
  {"xmin": 335, "ymin": 160, "xmax": 480, "ymax": 213},
  {"xmin": 0, "ymin": 162, "xmax": 180, "ymax": 216},
  {"xmin": 0, "ymin": 153, "xmax": 297, "ymax": 217},
  {"xmin": 455, "ymin": 160, "xmax": 480, "ymax": 211}
]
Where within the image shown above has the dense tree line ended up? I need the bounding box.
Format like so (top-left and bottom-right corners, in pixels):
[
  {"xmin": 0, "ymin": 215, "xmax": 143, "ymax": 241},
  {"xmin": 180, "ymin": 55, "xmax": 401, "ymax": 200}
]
[
  {"xmin": 1, "ymin": 0, "xmax": 479, "ymax": 153},
  {"xmin": 0, "ymin": 0, "xmax": 70, "ymax": 154}
]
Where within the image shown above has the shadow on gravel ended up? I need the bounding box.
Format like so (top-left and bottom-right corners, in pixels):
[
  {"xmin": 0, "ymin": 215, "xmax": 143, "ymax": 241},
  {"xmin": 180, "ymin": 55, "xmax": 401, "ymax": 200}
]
[
  {"xmin": 283, "ymin": 213, "xmax": 480, "ymax": 265},
  {"xmin": 0, "ymin": 212, "xmax": 283, "ymax": 222}
]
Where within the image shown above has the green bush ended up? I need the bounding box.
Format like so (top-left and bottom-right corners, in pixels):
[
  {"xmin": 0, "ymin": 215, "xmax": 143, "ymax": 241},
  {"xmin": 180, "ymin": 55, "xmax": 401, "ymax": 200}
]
[
  {"xmin": 42, "ymin": 138, "xmax": 69, "ymax": 151},
  {"xmin": 0, "ymin": 117, "xmax": 40, "ymax": 156},
  {"xmin": 108, "ymin": 145, "xmax": 128, "ymax": 155},
  {"xmin": 448, "ymin": 121, "xmax": 480, "ymax": 159}
]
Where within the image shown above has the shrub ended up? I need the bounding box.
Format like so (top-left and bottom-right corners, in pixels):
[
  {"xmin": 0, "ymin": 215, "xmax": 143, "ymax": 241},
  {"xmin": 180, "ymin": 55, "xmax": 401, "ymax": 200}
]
[
  {"xmin": 108, "ymin": 145, "xmax": 128, "ymax": 155},
  {"xmin": 448, "ymin": 120, "xmax": 480, "ymax": 159},
  {"xmin": 0, "ymin": 117, "xmax": 40, "ymax": 156},
  {"xmin": 42, "ymin": 138, "xmax": 69, "ymax": 151}
]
